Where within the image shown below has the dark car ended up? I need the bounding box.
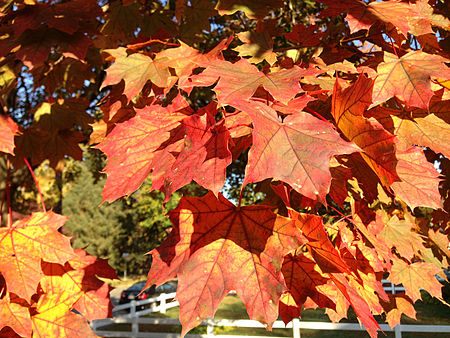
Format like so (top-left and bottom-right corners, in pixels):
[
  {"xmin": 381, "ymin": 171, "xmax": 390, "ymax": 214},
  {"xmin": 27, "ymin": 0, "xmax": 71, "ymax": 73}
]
[{"xmin": 119, "ymin": 280, "xmax": 177, "ymax": 304}]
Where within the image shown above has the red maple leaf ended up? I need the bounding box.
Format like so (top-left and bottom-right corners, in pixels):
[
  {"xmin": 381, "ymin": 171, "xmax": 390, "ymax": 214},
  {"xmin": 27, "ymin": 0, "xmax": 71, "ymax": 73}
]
[
  {"xmin": 329, "ymin": 273, "xmax": 381, "ymax": 338},
  {"xmin": 146, "ymin": 192, "xmax": 302, "ymax": 335},
  {"xmin": 332, "ymin": 74, "xmax": 399, "ymax": 186},
  {"xmin": 232, "ymin": 100, "xmax": 359, "ymax": 201},
  {"xmin": 280, "ymin": 253, "xmax": 335, "ymax": 323},
  {"xmin": 372, "ymin": 51, "xmax": 449, "ymax": 109},
  {"xmin": 98, "ymin": 104, "xmax": 188, "ymax": 202},
  {"xmin": 183, "ymin": 58, "xmax": 319, "ymax": 105},
  {"xmin": 291, "ymin": 212, "xmax": 350, "ymax": 274},
  {"xmin": 151, "ymin": 103, "xmax": 232, "ymax": 200}
]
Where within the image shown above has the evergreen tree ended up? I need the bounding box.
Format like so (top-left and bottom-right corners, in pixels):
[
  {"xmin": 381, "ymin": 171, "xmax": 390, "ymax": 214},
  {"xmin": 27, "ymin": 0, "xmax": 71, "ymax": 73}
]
[{"xmin": 62, "ymin": 166, "xmax": 126, "ymax": 270}]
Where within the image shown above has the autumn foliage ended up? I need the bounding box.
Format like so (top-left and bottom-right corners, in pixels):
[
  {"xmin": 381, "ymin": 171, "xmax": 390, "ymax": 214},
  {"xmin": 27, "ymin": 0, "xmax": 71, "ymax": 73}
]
[{"xmin": 1, "ymin": 0, "xmax": 450, "ymax": 337}]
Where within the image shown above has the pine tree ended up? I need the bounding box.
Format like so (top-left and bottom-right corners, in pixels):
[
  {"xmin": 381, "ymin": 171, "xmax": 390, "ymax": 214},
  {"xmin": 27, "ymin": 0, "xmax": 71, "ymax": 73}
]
[{"xmin": 63, "ymin": 166, "xmax": 126, "ymax": 270}]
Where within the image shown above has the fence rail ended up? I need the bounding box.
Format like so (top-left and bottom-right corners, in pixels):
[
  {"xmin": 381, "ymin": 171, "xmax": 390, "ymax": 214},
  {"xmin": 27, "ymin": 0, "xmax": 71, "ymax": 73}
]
[
  {"xmin": 92, "ymin": 316, "xmax": 450, "ymax": 338},
  {"xmin": 91, "ymin": 280, "xmax": 449, "ymax": 338}
]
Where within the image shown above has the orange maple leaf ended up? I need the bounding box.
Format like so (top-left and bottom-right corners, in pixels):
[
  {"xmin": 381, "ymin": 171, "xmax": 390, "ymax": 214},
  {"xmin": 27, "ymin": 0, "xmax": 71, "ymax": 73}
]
[{"xmin": 0, "ymin": 212, "xmax": 75, "ymax": 302}]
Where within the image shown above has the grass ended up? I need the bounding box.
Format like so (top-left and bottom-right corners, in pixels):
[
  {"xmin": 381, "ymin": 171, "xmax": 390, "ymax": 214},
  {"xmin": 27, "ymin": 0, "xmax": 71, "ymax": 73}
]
[{"xmin": 99, "ymin": 291, "xmax": 450, "ymax": 337}]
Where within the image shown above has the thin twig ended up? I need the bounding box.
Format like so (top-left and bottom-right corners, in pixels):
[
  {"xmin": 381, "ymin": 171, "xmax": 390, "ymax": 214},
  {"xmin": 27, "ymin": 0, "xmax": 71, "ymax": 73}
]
[
  {"xmin": 15, "ymin": 147, "xmax": 47, "ymax": 213},
  {"xmin": 22, "ymin": 156, "xmax": 46, "ymax": 213},
  {"xmin": 6, "ymin": 160, "xmax": 12, "ymax": 227}
]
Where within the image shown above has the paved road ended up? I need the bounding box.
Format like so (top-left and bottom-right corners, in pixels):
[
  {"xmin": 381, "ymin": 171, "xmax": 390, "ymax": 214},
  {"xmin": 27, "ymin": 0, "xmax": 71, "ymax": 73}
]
[{"xmin": 110, "ymin": 286, "xmax": 128, "ymax": 306}]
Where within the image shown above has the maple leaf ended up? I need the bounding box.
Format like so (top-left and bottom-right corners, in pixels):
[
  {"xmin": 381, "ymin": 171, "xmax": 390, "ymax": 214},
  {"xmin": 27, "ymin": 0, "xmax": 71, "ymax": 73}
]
[
  {"xmin": 368, "ymin": 105, "xmax": 450, "ymax": 159},
  {"xmin": 317, "ymin": 0, "xmax": 449, "ymax": 37},
  {"xmin": 9, "ymin": 0, "xmax": 101, "ymax": 37},
  {"xmin": 31, "ymin": 294, "xmax": 96, "ymax": 338},
  {"xmin": 290, "ymin": 212, "xmax": 350, "ymax": 273},
  {"xmin": 332, "ymin": 74, "xmax": 399, "ymax": 186},
  {"xmin": 428, "ymin": 229, "xmax": 450, "ymax": 260},
  {"xmin": 154, "ymin": 42, "xmax": 201, "ymax": 77},
  {"xmin": 0, "ymin": 294, "xmax": 32, "ymax": 338},
  {"xmin": 270, "ymin": 95, "xmax": 316, "ymax": 116},
  {"xmin": 215, "ymin": 0, "xmax": 283, "ymax": 19},
  {"xmin": 156, "ymin": 37, "xmax": 231, "ymax": 83},
  {"xmin": 177, "ymin": 0, "xmax": 218, "ymax": 43},
  {"xmin": 32, "ymin": 58, "xmax": 95, "ymax": 95},
  {"xmin": 376, "ymin": 215, "xmax": 426, "ymax": 261},
  {"xmin": 329, "ymin": 163, "xmax": 353, "ymax": 206},
  {"xmin": 184, "ymin": 58, "xmax": 319, "ymax": 106},
  {"xmin": 223, "ymin": 110, "xmax": 253, "ymax": 159},
  {"xmin": 0, "ymin": 114, "xmax": 18, "ymax": 155},
  {"xmin": 372, "ymin": 51, "xmax": 450, "ymax": 109},
  {"xmin": 13, "ymin": 99, "xmax": 92, "ymax": 169},
  {"xmin": 317, "ymin": 282, "xmax": 349, "ymax": 322},
  {"xmin": 391, "ymin": 147, "xmax": 442, "ymax": 210},
  {"xmin": 344, "ymin": 0, "xmax": 412, "ymax": 36},
  {"xmin": 234, "ymin": 25, "xmax": 277, "ymax": 65},
  {"xmin": 329, "ymin": 273, "xmax": 381, "ymax": 338},
  {"xmin": 146, "ymin": 192, "xmax": 301, "ymax": 335},
  {"xmin": 224, "ymin": 110, "xmax": 252, "ymax": 139},
  {"xmin": 232, "ymin": 100, "xmax": 359, "ymax": 201},
  {"xmin": 15, "ymin": 126, "xmax": 85, "ymax": 170},
  {"xmin": 407, "ymin": 0, "xmax": 450, "ymax": 36},
  {"xmin": 0, "ymin": 212, "xmax": 75, "ymax": 302},
  {"xmin": 285, "ymin": 23, "xmax": 323, "ymax": 47},
  {"xmin": 101, "ymin": 39, "xmax": 225, "ymax": 101},
  {"xmin": 383, "ymin": 295, "xmax": 416, "ymax": 328},
  {"xmin": 280, "ymin": 253, "xmax": 335, "ymax": 323},
  {"xmin": 0, "ymin": 28, "xmax": 92, "ymax": 70},
  {"xmin": 41, "ymin": 249, "xmax": 115, "ymax": 322},
  {"xmin": 351, "ymin": 206, "xmax": 394, "ymax": 264},
  {"xmin": 151, "ymin": 103, "xmax": 232, "ymax": 200},
  {"xmin": 389, "ymin": 259, "xmax": 443, "ymax": 302},
  {"xmin": 98, "ymin": 104, "xmax": 188, "ymax": 203},
  {"xmin": 101, "ymin": 48, "xmax": 171, "ymax": 102},
  {"xmin": 98, "ymin": 1, "xmax": 141, "ymax": 46}
]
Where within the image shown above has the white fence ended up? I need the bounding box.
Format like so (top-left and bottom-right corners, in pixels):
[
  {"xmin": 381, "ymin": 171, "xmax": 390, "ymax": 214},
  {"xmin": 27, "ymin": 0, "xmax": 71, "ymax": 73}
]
[{"xmin": 91, "ymin": 281, "xmax": 450, "ymax": 338}]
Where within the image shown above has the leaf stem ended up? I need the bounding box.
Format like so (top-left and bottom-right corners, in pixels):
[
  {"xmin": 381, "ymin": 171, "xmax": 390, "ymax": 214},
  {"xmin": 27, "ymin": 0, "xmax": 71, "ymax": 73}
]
[
  {"xmin": 304, "ymin": 107, "xmax": 329, "ymax": 123},
  {"xmin": 126, "ymin": 39, "xmax": 180, "ymax": 50},
  {"xmin": 328, "ymin": 204, "xmax": 353, "ymax": 223},
  {"xmin": 22, "ymin": 156, "xmax": 46, "ymax": 213},
  {"xmin": 340, "ymin": 32, "xmax": 383, "ymax": 44},
  {"xmin": 6, "ymin": 160, "xmax": 12, "ymax": 227},
  {"xmin": 15, "ymin": 147, "xmax": 47, "ymax": 213},
  {"xmin": 0, "ymin": 156, "xmax": 6, "ymax": 226},
  {"xmin": 389, "ymin": 37, "xmax": 399, "ymax": 58}
]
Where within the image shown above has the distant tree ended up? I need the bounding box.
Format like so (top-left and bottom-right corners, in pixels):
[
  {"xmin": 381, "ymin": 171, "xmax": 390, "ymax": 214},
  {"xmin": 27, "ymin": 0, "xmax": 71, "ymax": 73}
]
[
  {"xmin": 62, "ymin": 165, "xmax": 127, "ymax": 270},
  {"xmin": 62, "ymin": 163, "xmax": 186, "ymax": 275}
]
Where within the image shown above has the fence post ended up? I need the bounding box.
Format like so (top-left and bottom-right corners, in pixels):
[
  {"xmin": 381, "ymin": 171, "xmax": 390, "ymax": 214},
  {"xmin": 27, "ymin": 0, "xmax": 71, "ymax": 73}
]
[
  {"xmin": 150, "ymin": 299, "xmax": 157, "ymax": 312},
  {"xmin": 292, "ymin": 318, "xmax": 301, "ymax": 338},
  {"xmin": 207, "ymin": 318, "xmax": 214, "ymax": 337},
  {"xmin": 160, "ymin": 293, "xmax": 167, "ymax": 313},
  {"xmin": 130, "ymin": 300, "xmax": 139, "ymax": 335},
  {"xmin": 394, "ymin": 325, "xmax": 401, "ymax": 338}
]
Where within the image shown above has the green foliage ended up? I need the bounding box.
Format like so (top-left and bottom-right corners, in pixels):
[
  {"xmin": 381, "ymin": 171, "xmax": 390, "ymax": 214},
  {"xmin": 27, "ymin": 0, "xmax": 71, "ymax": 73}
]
[
  {"xmin": 62, "ymin": 163, "xmax": 189, "ymax": 274},
  {"xmin": 63, "ymin": 166, "xmax": 127, "ymax": 270}
]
